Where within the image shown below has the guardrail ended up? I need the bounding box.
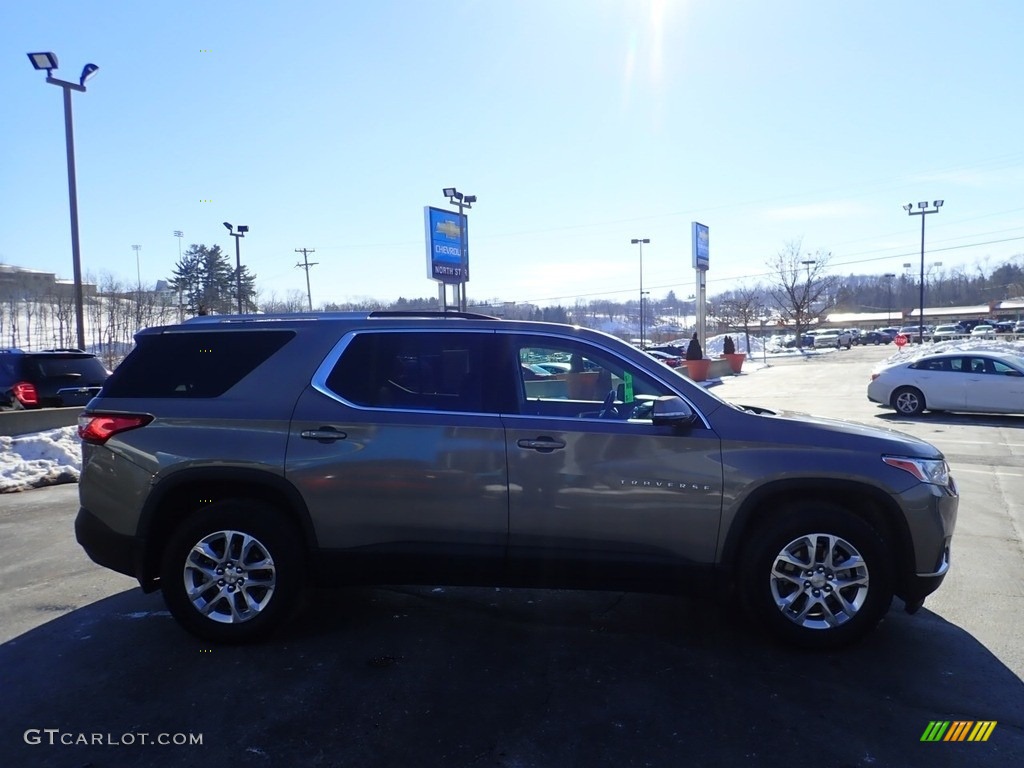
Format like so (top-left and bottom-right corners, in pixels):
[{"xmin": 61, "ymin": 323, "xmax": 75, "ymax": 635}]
[{"xmin": 0, "ymin": 407, "xmax": 81, "ymax": 437}]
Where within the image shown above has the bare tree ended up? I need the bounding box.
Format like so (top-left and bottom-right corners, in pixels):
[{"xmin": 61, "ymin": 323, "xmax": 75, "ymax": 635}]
[
  {"xmin": 719, "ymin": 285, "xmax": 765, "ymax": 354},
  {"xmin": 4, "ymin": 292, "xmax": 20, "ymax": 348},
  {"xmin": 766, "ymin": 241, "xmax": 837, "ymax": 349},
  {"xmin": 258, "ymin": 289, "xmax": 308, "ymax": 314}
]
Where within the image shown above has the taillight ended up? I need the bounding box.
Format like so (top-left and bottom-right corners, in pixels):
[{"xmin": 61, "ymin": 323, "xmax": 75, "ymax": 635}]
[
  {"xmin": 78, "ymin": 413, "xmax": 153, "ymax": 444},
  {"xmin": 12, "ymin": 381, "xmax": 38, "ymax": 406}
]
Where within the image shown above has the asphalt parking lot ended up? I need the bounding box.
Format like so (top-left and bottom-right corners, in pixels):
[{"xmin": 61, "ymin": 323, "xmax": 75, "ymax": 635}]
[{"xmin": 1, "ymin": 344, "xmax": 1021, "ymax": 767}]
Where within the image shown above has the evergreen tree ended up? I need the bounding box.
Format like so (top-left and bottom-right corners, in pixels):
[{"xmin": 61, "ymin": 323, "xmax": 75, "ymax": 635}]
[{"xmin": 169, "ymin": 244, "xmax": 257, "ymax": 315}]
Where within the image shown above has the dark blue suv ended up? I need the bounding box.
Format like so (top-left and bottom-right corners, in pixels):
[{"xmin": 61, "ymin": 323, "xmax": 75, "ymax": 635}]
[{"xmin": 0, "ymin": 348, "xmax": 109, "ymax": 410}]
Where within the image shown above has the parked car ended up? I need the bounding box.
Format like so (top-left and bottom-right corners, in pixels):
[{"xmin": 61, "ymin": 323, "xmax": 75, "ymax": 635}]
[
  {"xmin": 854, "ymin": 331, "xmax": 893, "ymax": 346},
  {"xmin": 532, "ymin": 361, "xmax": 572, "ymax": 375},
  {"xmin": 994, "ymin": 321, "xmax": 1015, "ymax": 334},
  {"xmin": 868, "ymin": 350, "xmax": 1024, "ymax": 416},
  {"xmin": 646, "ymin": 344, "xmax": 687, "ymax": 357},
  {"xmin": 897, "ymin": 325, "xmax": 930, "ymax": 342},
  {"xmin": 1014, "ymin": 321, "xmax": 1024, "ymax": 334},
  {"xmin": 645, "ymin": 349, "xmax": 683, "ymax": 368},
  {"xmin": 77, "ymin": 311, "xmax": 957, "ymax": 649},
  {"xmin": 783, "ymin": 333, "xmax": 815, "ymax": 348},
  {"xmin": 521, "ymin": 363, "xmax": 553, "ymax": 380},
  {"xmin": 931, "ymin": 324, "xmax": 963, "ymax": 342},
  {"xmin": 0, "ymin": 348, "xmax": 110, "ymax": 410},
  {"xmin": 970, "ymin": 324, "xmax": 996, "ymax": 338},
  {"xmin": 811, "ymin": 329, "xmax": 853, "ymax": 349}
]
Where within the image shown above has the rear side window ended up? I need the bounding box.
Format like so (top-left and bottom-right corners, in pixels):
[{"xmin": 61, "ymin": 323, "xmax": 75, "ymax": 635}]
[
  {"xmin": 326, "ymin": 331, "xmax": 492, "ymax": 413},
  {"xmin": 102, "ymin": 330, "xmax": 294, "ymax": 398}
]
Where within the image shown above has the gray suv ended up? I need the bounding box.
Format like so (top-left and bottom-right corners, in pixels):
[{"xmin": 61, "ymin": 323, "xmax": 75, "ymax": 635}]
[{"xmin": 75, "ymin": 312, "xmax": 957, "ymax": 648}]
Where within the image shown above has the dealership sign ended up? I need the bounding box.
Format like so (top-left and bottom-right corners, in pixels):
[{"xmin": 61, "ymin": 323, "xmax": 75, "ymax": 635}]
[
  {"xmin": 692, "ymin": 221, "xmax": 709, "ymax": 271},
  {"xmin": 424, "ymin": 206, "xmax": 469, "ymax": 284}
]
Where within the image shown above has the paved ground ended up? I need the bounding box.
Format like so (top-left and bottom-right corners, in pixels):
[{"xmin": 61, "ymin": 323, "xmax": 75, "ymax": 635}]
[{"xmin": 1, "ymin": 344, "xmax": 1021, "ymax": 767}]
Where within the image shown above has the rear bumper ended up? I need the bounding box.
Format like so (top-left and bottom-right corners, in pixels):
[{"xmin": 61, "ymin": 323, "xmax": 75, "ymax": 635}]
[{"xmin": 75, "ymin": 507, "xmax": 139, "ymax": 582}]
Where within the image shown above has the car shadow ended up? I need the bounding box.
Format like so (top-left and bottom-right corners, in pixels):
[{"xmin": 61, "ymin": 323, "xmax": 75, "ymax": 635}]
[
  {"xmin": 875, "ymin": 410, "xmax": 1024, "ymax": 429},
  {"xmin": 1, "ymin": 587, "xmax": 1021, "ymax": 767}
]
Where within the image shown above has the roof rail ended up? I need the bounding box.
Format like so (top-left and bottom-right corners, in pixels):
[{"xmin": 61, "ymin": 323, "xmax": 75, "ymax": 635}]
[
  {"xmin": 182, "ymin": 311, "xmax": 365, "ymax": 324},
  {"xmin": 368, "ymin": 310, "xmax": 499, "ymax": 320},
  {"xmin": 180, "ymin": 310, "xmax": 499, "ymax": 324}
]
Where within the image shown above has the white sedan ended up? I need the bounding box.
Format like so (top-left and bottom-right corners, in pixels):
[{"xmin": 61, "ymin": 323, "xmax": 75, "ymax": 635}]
[{"xmin": 867, "ymin": 350, "xmax": 1024, "ymax": 416}]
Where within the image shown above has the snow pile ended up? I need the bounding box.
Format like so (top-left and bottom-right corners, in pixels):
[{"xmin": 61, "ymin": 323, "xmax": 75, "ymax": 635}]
[
  {"xmin": 664, "ymin": 333, "xmax": 803, "ymax": 360},
  {"xmin": 0, "ymin": 426, "xmax": 82, "ymax": 493}
]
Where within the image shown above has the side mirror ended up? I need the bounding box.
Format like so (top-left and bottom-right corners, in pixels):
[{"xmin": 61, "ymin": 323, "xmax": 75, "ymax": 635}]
[{"xmin": 651, "ymin": 395, "xmax": 696, "ymax": 427}]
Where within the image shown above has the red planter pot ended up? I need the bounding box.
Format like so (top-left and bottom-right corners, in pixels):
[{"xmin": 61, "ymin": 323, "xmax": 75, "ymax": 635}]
[
  {"xmin": 684, "ymin": 358, "xmax": 711, "ymax": 382},
  {"xmin": 723, "ymin": 353, "xmax": 746, "ymax": 374}
]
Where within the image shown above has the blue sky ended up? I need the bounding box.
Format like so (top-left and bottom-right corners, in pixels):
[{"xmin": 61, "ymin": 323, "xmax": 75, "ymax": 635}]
[{"xmin": 3, "ymin": 1, "xmax": 1023, "ymax": 308}]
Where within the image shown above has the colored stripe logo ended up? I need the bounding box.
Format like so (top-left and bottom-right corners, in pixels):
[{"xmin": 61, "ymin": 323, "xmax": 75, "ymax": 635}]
[{"xmin": 921, "ymin": 721, "xmax": 997, "ymax": 742}]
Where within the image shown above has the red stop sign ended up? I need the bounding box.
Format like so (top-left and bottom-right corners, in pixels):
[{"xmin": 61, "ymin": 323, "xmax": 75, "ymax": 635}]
[{"xmin": 895, "ymin": 333, "xmax": 908, "ymax": 347}]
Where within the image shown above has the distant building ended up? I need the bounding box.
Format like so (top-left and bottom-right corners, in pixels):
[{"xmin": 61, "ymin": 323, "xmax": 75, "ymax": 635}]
[{"xmin": 0, "ymin": 263, "xmax": 96, "ymax": 299}]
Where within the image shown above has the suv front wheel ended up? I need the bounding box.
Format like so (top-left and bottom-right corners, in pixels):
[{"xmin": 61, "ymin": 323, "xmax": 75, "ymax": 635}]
[
  {"xmin": 738, "ymin": 503, "xmax": 893, "ymax": 649},
  {"xmin": 159, "ymin": 500, "xmax": 306, "ymax": 643}
]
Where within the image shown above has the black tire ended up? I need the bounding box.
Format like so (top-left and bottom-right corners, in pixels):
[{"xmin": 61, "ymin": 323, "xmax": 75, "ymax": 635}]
[
  {"xmin": 737, "ymin": 503, "xmax": 893, "ymax": 649},
  {"xmin": 159, "ymin": 499, "xmax": 306, "ymax": 643},
  {"xmin": 891, "ymin": 386, "xmax": 925, "ymax": 416}
]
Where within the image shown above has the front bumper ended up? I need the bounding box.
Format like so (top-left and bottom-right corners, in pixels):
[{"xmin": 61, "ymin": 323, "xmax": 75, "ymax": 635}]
[{"xmin": 894, "ymin": 477, "xmax": 957, "ymax": 606}]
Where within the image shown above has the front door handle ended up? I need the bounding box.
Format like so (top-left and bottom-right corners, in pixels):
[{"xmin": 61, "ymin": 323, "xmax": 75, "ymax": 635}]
[
  {"xmin": 300, "ymin": 427, "xmax": 347, "ymax": 443},
  {"xmin": 517, "ymin": 437, "xmax": 566, "ymax": 453}
]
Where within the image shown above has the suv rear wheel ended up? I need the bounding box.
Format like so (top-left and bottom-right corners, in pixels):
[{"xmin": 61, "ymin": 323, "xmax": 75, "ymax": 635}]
[
  {"xmin": 738, "ymin": 503, "xmax": 893, "ymax": 649},
  {"xmin": 159, "ymin": 500, "xmax": 305, "ymax": 643}
]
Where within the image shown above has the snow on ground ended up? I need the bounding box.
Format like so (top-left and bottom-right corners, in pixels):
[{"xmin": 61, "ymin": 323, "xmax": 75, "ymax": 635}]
[
  {"xmin": 0, "ymin": 426, "xmax": 81, "ymax": 494},
  {"xmin": 3, "ymin": 337, "xmax": 1022, "ymax": 494}
]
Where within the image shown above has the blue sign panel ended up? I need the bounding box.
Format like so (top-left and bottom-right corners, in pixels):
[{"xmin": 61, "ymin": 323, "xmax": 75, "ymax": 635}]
[
  {"xmin": 692, "ymin": 221, "xmax": 709, "ymax": 271},
  {"xmin": 424, "ymin": 206, "xmax": 469, "ymax": 284}
]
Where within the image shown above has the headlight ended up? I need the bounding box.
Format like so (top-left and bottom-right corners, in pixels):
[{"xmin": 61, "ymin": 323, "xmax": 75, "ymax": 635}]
[{"xmin": 882, "ymin": 455, "xmax": 950, "ymax": 486}]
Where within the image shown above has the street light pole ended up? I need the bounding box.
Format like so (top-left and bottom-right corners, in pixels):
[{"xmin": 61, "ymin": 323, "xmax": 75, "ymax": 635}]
[
  {"xmin": 224, "ymin": 222, "xmax": 249, "ymax": 314},
  {"xmin": 904, "ymin": 200, "xmax": 943, "ymax": 344},
  {"xmin": 883, "ymin": 273, "xmax": 896, "ymax": 325},
  {"xmin": 132, "ymin": 244, "xmax": 142, "ymax": 290},
  {"xmin": 442, "ymin": 188, "xmax": 476, "ymax": 312},
  {"xmin": 631, "ymin": 238, "xmax": 650, "ymax": 347},
  {"xmin": 28, "ymin": 52, "xmax": 99, "ymax": 351}
]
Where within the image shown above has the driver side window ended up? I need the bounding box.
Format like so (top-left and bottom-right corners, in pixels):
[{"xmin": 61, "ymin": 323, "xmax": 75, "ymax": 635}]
[{"xmin": 514, "ymin": 337, "xmax": 673, "ymax": 421}]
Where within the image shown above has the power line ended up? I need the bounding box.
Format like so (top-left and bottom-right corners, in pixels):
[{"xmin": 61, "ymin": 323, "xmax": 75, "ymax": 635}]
[
  {"xmin": 294, "ymin": 248, "xmax": 318, "ymax": 311},
  {"xmin": 519, "ymin": 234, "xmax": 1024, "ymax": 306}
]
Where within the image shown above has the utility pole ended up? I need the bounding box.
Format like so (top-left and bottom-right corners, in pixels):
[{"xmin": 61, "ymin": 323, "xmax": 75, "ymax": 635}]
[{"xmin": 295, "ymin": 248, "xmax": 317, "ymax": 311}]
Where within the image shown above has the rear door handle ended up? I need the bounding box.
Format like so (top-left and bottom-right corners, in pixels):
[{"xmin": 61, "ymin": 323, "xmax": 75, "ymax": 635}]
[
  {"xmin": 300, "ymin": 427, "xmax": 347, "ymax": 443},
  {"xmin": 517, "ymin": 437, "xmax": 566, "ymax": 453}
]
